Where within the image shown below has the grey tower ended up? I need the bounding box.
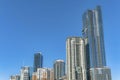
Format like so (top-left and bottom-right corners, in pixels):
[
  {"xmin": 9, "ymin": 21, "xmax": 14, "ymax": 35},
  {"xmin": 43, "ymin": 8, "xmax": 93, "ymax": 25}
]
[
  {"xmin": 54, "ymin": 60, "xmax": 65, "ymax": 80},
  {"xmin": 82, "ymin": 6, "xmax": 112, "ymax": 80},
  {"xmin": 33, "ymin": 53, "xmax": 43, "ymax": 72},
  {"xmin": 66, "ymin": 37, "xmax": 87, "ymax": 80},
  {"xmin": 82, "ymin": 6, "xmax": 106, "ymax": 68}
]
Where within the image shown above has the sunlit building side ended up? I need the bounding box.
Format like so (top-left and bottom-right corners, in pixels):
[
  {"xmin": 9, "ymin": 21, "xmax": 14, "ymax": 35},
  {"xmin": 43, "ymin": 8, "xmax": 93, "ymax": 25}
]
[{"xmin": 66, "ymin": 37, "xmax": 87, "ymax": 80}]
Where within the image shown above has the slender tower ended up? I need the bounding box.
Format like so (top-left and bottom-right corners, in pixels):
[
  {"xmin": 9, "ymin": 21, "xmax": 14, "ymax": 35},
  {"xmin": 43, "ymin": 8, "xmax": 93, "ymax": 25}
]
[
  {"xmin": 82, "ymin": 6, "xmax": 112, "ymax": 80},
  {"xmin": 66, "ymin": 37, "xmax": 87, "ymax": 80},
  {"xmin": 33, "ymin": 52, "xmax": 43, "ymax": 72}
]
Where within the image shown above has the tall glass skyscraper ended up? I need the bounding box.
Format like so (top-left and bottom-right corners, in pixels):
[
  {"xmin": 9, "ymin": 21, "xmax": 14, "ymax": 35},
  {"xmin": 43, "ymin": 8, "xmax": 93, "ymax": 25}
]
[
  {"xmin": 54, "ymin": 60, "xmax": 65, "ymax": 80},
  {"xmin": 33, "ymin": 53, "xmax": 43, "ymax": 72},
  {"xmin": 66, "ymin": 37, "xmax": 87, "ymax": 80},
  {"xmin": 82, "ymin": 6, "xmax": 106, "ymax": 68},
  {"xmin": 82, "ymin": 6, "xmax": 112, "ymax": 80}
]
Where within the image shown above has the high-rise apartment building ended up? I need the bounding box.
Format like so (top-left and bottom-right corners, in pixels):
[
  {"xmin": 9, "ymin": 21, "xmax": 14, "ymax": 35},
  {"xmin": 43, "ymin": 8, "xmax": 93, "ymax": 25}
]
[
  {"xmin": 54, "ymin": 60, "xmax": 65, "ymax": 80},
  {"xmin": 10, "ymin": 75, "xmax": 20, "ymax": 80},
  {"xmin": 66, "ymin": 37, "xmax": 87, "ymax": 80},
  {"xmin": 20, "ymin": 66, "xmax": 30, "ymax": 80},
  {"xmin": 33, "ymin": 52, "xmax": 43, "ymax": 72},
  {"xmin": 37, "ymin": 68, "xmax": 51, "ymax": 80},
  {"xmin": 82, "ymin": 6, "xmax": 112, "ymax": 80},
  {"xmin": 32, "ymin": 68, "xmax": 53, "ymax": 80},
  {"xmin": 82, "ymin": 6, "xmax": 106, "ymax": 68}
]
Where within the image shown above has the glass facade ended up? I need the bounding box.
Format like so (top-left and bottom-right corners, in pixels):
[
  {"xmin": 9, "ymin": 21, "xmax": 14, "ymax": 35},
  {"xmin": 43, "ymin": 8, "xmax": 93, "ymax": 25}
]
[
  {"xmin": 33, "ymin": 53, "xmax": 43, "ymax": 72},
  {"xmin": 82, "ymin": 6, "xmax": 106, "ymax": 68},
  {"xmin": 82, "ymin": 6, "xmax": 112, "ymax": 80},
  {"xmin": 54, "ymin": 60, "xmax": 65, "ymax": 80},
  {"xmin": 90, "ymin": 67, "xmax": 112, "ymax": 80}
]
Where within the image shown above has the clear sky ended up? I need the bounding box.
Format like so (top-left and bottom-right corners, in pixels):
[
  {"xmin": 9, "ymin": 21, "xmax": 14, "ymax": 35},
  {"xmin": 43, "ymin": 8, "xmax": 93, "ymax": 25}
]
[{"xmin": 0, "ymin": 0, "xmax": 120, "ymax": 80}]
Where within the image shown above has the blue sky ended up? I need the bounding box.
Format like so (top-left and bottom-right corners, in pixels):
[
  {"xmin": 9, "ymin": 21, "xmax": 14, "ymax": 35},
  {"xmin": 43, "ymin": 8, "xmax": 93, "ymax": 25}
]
[{"xmin": 0, "ymin": 0, "xmax": 120, "ymax": 80}]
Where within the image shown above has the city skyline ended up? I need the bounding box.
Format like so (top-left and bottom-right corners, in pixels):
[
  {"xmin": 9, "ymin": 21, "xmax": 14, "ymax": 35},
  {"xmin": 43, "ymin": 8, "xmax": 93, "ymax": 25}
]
[
  {"xmin": 10, "ymin": 6, "xmax": 112, "ymax": 80},
  {"xmin": 0, "ymin": 0, "xmax": 119, "ymax": 80},
  {"xmin": 10, "ymin": 53, "xmax": 64, "ymax": 80}
]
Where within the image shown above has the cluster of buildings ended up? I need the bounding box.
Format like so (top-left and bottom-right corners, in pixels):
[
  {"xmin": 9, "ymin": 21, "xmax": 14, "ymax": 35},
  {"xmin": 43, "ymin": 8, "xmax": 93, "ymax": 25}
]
[
  {"xmin": 10, "ymin": 53, "xmax": 65, "ymax": 80},
  {"xmin": 10, "ymin": 6, "xmax": 112, "ymax": 80}
]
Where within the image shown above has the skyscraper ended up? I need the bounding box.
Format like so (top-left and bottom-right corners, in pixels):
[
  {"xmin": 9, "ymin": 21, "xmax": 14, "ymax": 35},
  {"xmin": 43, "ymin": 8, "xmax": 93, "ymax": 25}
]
[
  {"xmin": 54, "ymin": 60, "xmax": 65, "ymax": 80},
  {"xmin": 66, "ymin": 37, "xmax": 87, "ymax": 80},
  {"xmin": 20, "ymin": 66, "xmax": 30, "ymax": 80},
  {"xmin": 33, "ymin": 52, "xmax": 43, "ymax": 72},
  {"xmin": 82, "ymin": 6, "xmax": 112, "ymax": 80}
]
